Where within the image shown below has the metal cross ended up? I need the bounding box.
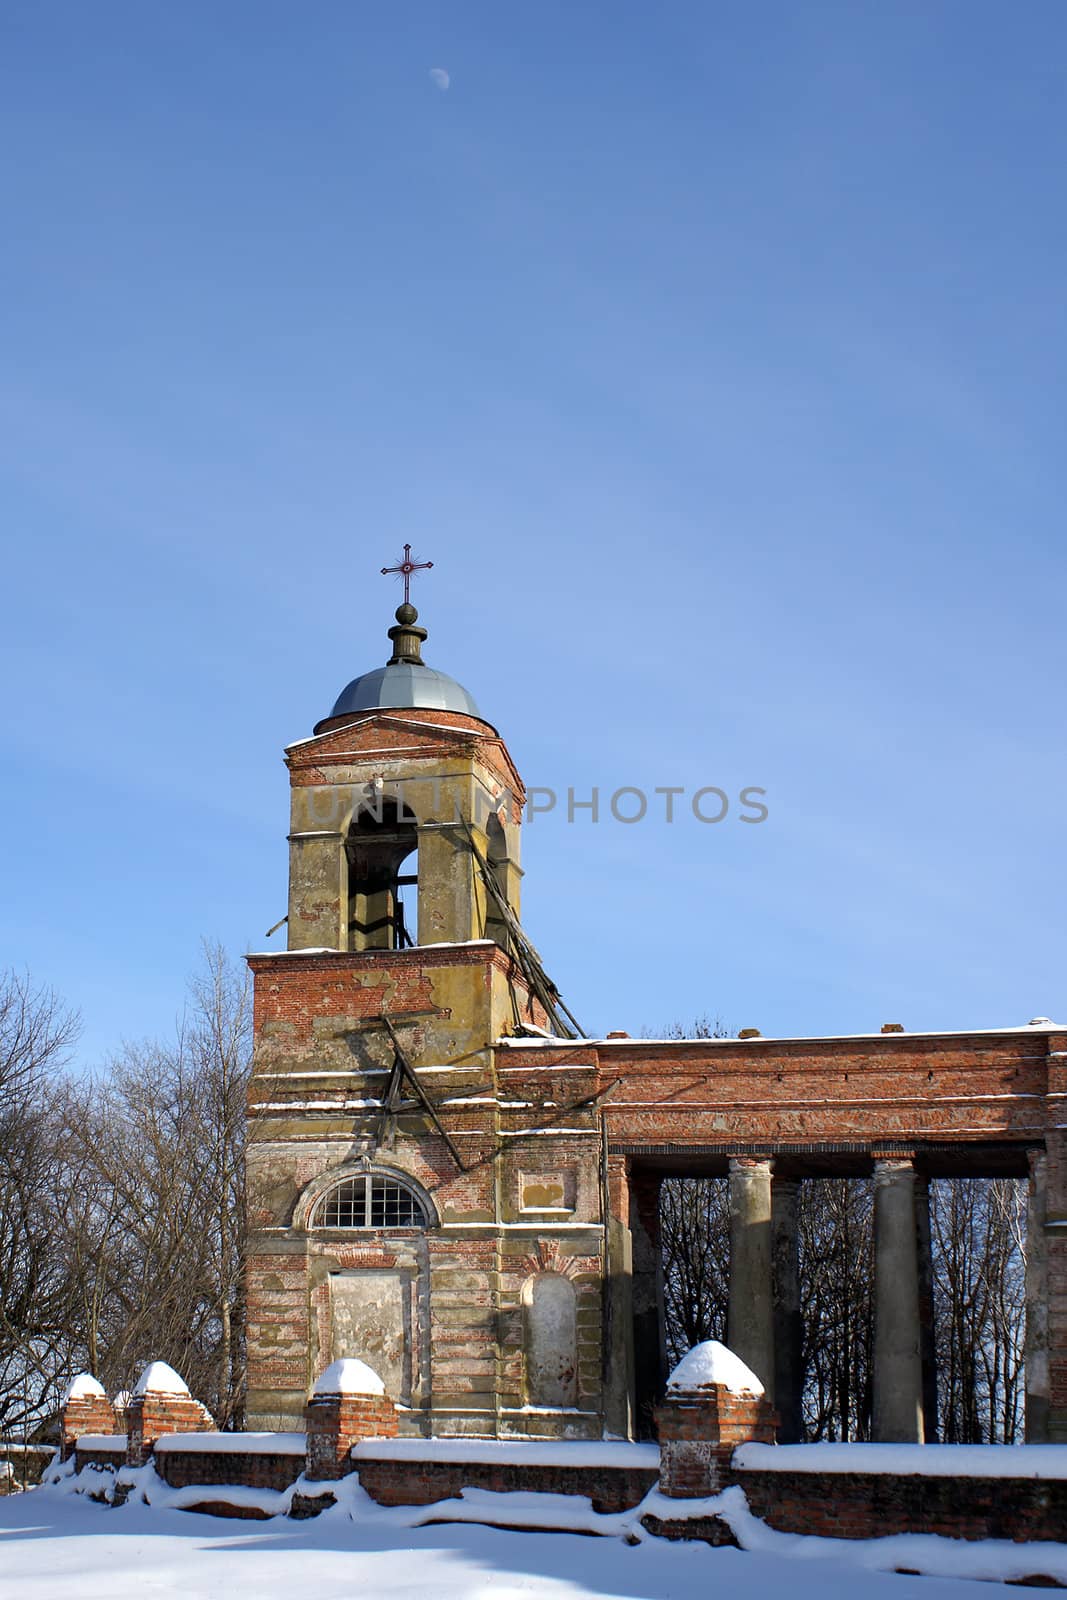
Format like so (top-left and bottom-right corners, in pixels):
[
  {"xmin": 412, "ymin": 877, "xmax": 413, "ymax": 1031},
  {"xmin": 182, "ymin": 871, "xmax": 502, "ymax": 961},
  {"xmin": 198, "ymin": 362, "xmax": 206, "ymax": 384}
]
[{"xmin": 381, "ymin": 544, "xmax": 433, "ymax": 605}]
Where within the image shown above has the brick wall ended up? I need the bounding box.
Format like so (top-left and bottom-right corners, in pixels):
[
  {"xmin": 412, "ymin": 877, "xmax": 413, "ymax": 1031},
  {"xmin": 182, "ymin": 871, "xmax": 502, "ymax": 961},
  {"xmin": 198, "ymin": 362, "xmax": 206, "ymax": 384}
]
[
  {"xmin": 73, "ymin": 1444, "xmax": 126, "ymax": 1474},
  {"xmin": 155, "ymin": 1449, "xmax": 302, "ymax": 1494},
  {"xmin": 734, "ymin": 1466, "xmax": 1067, "ymax": 1545},
  {"xmin": 353, "ymin": 1455, "xmax": 658, "ymax": 1514}
]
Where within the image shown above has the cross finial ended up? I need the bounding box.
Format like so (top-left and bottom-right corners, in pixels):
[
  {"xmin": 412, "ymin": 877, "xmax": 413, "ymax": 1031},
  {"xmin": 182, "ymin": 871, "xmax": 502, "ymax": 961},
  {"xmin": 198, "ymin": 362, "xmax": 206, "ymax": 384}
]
[{"xmin": 381, "ymin": 544, "xmax": 433, "ymax": 607}]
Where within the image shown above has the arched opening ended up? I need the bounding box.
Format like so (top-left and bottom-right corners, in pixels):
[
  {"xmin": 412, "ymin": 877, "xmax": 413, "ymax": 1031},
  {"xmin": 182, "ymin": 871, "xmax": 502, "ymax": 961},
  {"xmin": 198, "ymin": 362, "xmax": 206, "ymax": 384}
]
[
  {"xmin": 346, "ymin": 797, "xmax": 418, "ymax": 951},
  {"xmin": 310, "ymin": 1170, "xmax": 429, "ymax": 1230},
  {"xmin": 523, "ymin": 1272, "xmax": 577, "ymax": 1408}
]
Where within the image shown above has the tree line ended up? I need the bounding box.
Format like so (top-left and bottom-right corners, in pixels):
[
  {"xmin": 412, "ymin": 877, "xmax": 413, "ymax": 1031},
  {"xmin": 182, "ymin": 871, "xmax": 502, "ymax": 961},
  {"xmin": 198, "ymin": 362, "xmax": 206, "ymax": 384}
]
[{"xmin": 0, "ymin": 949, "xmax": 250, "ymax": 1436}]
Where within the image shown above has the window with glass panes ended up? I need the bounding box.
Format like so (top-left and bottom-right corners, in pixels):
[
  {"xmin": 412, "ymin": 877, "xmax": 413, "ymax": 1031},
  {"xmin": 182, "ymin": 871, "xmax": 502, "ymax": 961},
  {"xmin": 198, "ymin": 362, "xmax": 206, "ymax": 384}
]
[{"xmin": 313, "ymin": 1173, "xmax": 426, "ymax": 1229}]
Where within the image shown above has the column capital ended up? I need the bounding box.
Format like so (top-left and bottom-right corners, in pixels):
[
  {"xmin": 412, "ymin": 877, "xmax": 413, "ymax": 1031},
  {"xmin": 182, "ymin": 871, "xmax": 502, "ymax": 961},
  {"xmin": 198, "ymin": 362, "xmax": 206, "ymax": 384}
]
[
  {"xmin": 873, "ymin": 1155, "xmax": 916, "ymax": 1178},
  {"xmin": 729, "ymin": 1154, "xmax": 775, "ymax": 1174},
  {"xmin": 1027, "ymin": 1146, "xmax": 1047, "ymax": 1178}
]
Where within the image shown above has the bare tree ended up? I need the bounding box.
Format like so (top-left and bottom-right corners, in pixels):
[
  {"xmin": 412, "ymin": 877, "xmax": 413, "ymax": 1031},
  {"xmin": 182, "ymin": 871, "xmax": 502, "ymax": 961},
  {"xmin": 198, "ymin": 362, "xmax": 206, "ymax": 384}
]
[
  {"xmin": 59, "ymin": 944, "xmax": 252, "ymax": 1424},
  {"xmin": 932, "ymin": 1177, "xmax": 1026, "ymax": 1443},
  {"xmin": 0, "ymin": 973, "xmax": 80, "ymax": 1429},
  {"xmin": 798, "ymin": 1178, "xmax": 874, "ymax": 1440}
]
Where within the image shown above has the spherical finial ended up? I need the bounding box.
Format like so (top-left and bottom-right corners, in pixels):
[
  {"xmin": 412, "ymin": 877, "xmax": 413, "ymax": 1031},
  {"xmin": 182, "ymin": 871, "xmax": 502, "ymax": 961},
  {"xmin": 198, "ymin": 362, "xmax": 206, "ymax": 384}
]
[{"xmin": 395, "ymin": 602, "xmax": 418, "ymax": 625}]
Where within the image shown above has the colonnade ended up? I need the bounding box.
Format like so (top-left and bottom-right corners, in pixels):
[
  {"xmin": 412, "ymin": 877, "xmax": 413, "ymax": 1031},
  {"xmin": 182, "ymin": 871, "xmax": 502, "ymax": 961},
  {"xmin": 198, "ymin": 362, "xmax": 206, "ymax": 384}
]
[{"xmin": 626, "ymin": 1150, "xmax": 1049, "ymax": 1443}]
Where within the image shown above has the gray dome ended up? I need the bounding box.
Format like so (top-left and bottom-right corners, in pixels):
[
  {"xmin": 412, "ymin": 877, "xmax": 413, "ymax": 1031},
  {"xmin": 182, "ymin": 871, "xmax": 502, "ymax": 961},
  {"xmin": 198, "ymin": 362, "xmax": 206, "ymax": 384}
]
[{"xmin": 325, "ymin": 660, "xmax": 482, "ymax": 720}]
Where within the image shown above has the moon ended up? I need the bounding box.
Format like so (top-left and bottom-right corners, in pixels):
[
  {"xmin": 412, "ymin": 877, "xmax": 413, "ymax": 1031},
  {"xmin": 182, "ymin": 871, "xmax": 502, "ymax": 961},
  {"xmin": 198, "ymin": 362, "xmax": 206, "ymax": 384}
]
[{"xmin": 429, "ymin": 67, "xmax": 450, "ymax": 91}]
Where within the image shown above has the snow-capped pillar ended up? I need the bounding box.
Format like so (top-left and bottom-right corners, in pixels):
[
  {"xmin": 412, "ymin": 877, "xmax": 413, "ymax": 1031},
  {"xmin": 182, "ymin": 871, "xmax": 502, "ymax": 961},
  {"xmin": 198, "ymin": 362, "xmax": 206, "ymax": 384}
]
[
  {"xmin": 304, "ymin": 1359, "xmax": 398, "ymax": 1481},
  {"xmin": 771, "ymin": 1176, "xmax": 801, "ymax": 1442},
  {"xmin": 1025, "ymin": 1147, "xmax": 1050, "ymax": 1442},
  {"xmin": 873, "ymin": 1158, "xmax": 924, "ymax": 1443},
  {"xmin": 656, "ymin": 1342, "xmax": 777, "ymax": 1498},
  {"xmin": 125, "ymin": 1362, "xmax": 214, "ymax": 1468},
  {"xmin": 727, "ymin": 1158, "xmax": 774, "ymax": 1402},
  {"xmin": 59, "ymin": 1376, "xmax": 117, "ymax": 1461}
]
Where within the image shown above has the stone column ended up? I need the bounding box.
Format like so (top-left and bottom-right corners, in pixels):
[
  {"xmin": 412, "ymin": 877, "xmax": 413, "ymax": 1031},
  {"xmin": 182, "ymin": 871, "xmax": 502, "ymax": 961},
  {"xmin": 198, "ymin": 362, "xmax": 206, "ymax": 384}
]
[
  {"xmin": 630, "ymin": 1168, "xmax": 665, "ymax": 1437},
  {"xmin": 914, "ymin": 1174, "xmax": 939, "ymax": 1442},
  {"xmin": 772, "ymin": 1176, "xmax": 801, "ymax": 1441},
  {"xmin": 873, "ymin": 1158, "xmax": 924, "ymax": 1442},
  {"xmin": 603, "ymin": 1155, "xmax": 635, "ymax": 1440},
  {"xmin": 728, "ymin": 1158, "xmax": 774, "ymax": 1400},
  {"xmin": 1025, "ymin": 1148, "xmax": 1050, "ymax": 1443}
]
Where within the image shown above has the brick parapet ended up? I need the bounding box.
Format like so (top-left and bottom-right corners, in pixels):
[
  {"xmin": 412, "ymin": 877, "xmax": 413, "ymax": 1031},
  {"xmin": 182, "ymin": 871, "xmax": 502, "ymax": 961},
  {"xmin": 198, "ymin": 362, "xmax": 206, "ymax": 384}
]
[
  {"xmin": 354, "ymin": 1455, "xmax": 657, "ymax": 1513},
  {"xmin": 735, "ymin": 1466, "xmax": 1067, "ymax": 1544},
  {"xmin": 73, "ymin": 1442, "xmax": 126, "ymax": 1474},
  {"xmin": 155, "ymin": 1448, "xmax": 302, "ymax": 1493}
]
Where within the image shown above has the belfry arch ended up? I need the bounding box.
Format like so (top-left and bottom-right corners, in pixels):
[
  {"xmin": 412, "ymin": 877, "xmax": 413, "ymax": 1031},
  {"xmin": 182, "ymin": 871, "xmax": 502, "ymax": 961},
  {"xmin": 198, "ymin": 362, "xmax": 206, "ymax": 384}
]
[{"xmin": 345, "ymin": 796, "xmax": 419, "ymax": 951}]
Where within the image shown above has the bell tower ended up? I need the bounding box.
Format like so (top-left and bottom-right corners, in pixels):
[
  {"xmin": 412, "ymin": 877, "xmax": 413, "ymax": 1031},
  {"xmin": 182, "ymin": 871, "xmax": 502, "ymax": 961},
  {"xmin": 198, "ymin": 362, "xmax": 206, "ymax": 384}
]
[
  {"xmin": 244, "ymin": 580, "xmax": 587, "ymax": 1437},
  {"xmin": 285, "ymin": 600, "xmax": 524, "ymax": 956}
]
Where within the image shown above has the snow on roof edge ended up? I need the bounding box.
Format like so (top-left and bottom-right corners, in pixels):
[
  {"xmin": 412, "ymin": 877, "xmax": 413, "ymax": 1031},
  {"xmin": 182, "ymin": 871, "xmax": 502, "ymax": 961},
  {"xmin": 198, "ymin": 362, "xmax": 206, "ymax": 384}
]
[{"xmin": 496, "ymin": 1021, "xmax": 1066, "ymax": 1049}]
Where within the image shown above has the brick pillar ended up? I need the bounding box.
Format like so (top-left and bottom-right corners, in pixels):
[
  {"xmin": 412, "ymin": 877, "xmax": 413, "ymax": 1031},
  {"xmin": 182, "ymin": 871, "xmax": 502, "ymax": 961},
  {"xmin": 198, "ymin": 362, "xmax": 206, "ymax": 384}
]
[
  {"xmin": 60, "ymin": 1379, "xmax": 117, "ymax": 1462},
  {"xmin": 630, "ymin": 1167, "xmax": 665, "ymax": 1437},
  {"xmin": 125, "ymin": 1365, "xmax": 214, "ymax": 1468},
  {"xmin": 728, "ymin": 1158, "xmax": 774, "ymax": 1400},
  {"xmin": 771, "ymin": 1176, "xmax": 801, "ymax": 1442},
  {"xmin": 873, "ymin": 1157, "xmax": 924, "ymax": 1442},
  {"xmin": 304, "ymin": 1392, "xmax": 399, "ymax": 1481},
  {"xmin": 603, "ymin": 1154, "xmax": 635, "ymax": 1441},
  {"xmin": 656, "ymin": 1382, "xmax": 778, "ymax": 1499}
]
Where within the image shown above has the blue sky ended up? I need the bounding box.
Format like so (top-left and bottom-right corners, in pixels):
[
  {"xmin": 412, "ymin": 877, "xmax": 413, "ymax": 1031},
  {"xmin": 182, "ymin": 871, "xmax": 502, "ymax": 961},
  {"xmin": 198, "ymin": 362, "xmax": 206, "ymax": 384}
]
[{"xmin": 2, "ymin": 1, "xmax": 1065, "ymax": 1063}]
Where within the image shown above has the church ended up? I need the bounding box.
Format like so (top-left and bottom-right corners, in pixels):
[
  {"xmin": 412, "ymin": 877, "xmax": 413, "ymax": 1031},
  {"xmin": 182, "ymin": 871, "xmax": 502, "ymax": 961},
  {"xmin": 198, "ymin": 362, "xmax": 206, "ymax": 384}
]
[{"xmin": 244, "ymin": 569, "xmax": 1064, "ymax": 1445}]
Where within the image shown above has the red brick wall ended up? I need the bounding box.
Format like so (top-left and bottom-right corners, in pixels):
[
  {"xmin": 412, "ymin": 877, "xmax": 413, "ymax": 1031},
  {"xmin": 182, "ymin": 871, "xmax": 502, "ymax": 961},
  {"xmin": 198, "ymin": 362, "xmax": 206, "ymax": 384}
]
[
  {"xmin": 353, "ymin": 1455, "xmax": 658, "ymax": 1514},
  {"xmin": 72, "ymin": 1444, "xmax": 126, "ymax": 1474},
  {"xmin": 734, "ymin": 1466, "xmax": 1067, "ymax": 1544},
  {"xmin": 155, "ymin": 1449, "xmax": 302, "ymax": 1493}
]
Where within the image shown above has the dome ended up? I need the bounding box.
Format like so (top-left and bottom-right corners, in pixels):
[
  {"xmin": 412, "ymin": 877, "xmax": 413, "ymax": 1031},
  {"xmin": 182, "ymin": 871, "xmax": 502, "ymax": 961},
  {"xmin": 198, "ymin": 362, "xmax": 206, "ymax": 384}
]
[
  {"xmin": 314, "ymin": 602, "xmax": 485, "ymax": 733},
  {"xmin": 323, "ymin": 661, "xmax": 482, "ymax": 721}
]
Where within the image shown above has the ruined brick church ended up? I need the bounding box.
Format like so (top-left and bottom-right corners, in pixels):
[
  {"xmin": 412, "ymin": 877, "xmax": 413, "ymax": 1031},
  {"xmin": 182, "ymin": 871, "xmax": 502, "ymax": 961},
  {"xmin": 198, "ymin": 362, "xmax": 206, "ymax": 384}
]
[{"xmin": 245, "ymin": 589, "xmax": 1065, "ymax": 1445}]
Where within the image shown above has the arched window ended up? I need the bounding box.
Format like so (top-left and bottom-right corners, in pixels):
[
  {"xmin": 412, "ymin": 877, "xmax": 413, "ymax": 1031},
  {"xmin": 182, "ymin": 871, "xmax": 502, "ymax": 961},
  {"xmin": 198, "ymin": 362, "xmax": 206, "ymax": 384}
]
[{"xmin": 311, "ymin": 1172, "xmax": 428, "ymax": 1230}]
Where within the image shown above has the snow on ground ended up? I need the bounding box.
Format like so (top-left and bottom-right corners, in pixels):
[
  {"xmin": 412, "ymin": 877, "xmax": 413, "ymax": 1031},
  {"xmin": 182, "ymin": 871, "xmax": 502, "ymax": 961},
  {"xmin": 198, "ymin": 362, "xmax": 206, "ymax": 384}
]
[{"xmin": 2, "ymin": 1467, "xmax": 1064, "ymax": 1600}]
